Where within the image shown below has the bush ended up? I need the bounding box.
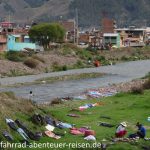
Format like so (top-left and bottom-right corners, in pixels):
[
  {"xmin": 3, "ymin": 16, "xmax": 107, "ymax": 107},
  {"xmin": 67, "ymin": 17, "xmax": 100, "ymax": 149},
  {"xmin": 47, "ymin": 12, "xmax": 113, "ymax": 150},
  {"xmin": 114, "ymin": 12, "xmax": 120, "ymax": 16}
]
[
  {"xmin": 131, "ymin": 86, "xmax": 144, "ymax": 94},
  {"xmin": 144, "ymin": 72, "xmax": 150, "ymax": 79},
  {"xmin": 143, "ymin": 79, "xmax": 150, "ymax": 90},
  {"xmin": 32, "ymin": 55, "xmax": 45, "ymax": 63},
  {"xmin": 62, "ymin": 65, "xmax": 68, "ymax": 71},
  {"xmin": 51, "ymin": 99, "xmax": 62, "ymax": 105},
  {"xmin": 72, "ymin": 60, "xmax": 85, "ymax": 69},
  {"xmin": 96, "ymin": 56, "xmax": 106, "ymax": 61},
  {"xmin": 121, "ymin": 56, "xmax": 129, "ymax": 61},
  {"xmin": 44, "ymin": 67, "xmax": 49, "ymax": 73},
  {"xmin": 52, "ymin": 62, "xmax": 68, "ymax": 72},
  {"xmin": 0, "ymin": 52, "xmax": 5, "ymax": 59},
  {"xmin": 5, "ymin": 51, "xmax": 28, "ymax": 62},
  {"xmin": 76, "ymin": 49, "xmax": 92, "ymax": 60},
  {"xmin": 24, "ymin": 58, "xmax": 39, "ymax": 68}
]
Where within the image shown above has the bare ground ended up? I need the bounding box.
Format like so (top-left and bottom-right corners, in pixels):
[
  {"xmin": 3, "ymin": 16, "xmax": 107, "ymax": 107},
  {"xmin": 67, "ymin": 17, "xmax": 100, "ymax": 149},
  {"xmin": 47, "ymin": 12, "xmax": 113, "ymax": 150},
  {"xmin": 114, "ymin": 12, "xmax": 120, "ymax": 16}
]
[{"xmin": 0, "ymin": 53, "xmax": 78, "ymax": 76}]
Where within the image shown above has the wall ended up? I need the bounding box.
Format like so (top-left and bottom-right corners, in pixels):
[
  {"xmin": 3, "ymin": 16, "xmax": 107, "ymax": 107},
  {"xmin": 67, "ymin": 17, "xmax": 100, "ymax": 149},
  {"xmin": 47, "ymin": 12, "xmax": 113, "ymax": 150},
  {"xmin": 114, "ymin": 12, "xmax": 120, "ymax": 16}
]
[
  {"xmin": 0, "ymin": 34, "xmax": 7, "ymax": 51},
  {"xmin": 104, "ymin": 35, "xmax": 120, "ymax": 48},
  {"xmin": 7, "ymin": 35, "xmax": 36, "ymax": 51}
]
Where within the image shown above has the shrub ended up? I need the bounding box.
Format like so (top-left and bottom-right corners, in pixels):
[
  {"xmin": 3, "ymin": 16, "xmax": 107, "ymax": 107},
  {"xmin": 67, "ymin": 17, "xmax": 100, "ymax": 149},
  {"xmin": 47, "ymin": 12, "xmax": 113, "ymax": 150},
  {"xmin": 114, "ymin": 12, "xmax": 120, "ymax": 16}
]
[
  {"xmin": 143, "ymin": 79, "xmax": 150, "ymax": 90},
  {"xmin": 0, "ymin": 52, "xmax": 5, "ymax": 60},
  {"xmin": 52, "ymin": 62, "xmax": 68, "ymax": 72},
  {"xmin": 44, "ymin": 67, "xmax": 49, "ymax": 73},
  {"xmin": 32, "ymin": 55, "xmax": 45, "ymax": 63},
  {"xmin": 131, "ymin": 86, "xmax": 144, "ymax": 94},
  {"xmin": 24, "ymin": 58, "xmax": 39, "ymax": 68},
  {"xmin": 121, "ymin": 56, "xmax": 129, "ymax": 61},
  {"xmin": 62, "ymin": 65, "xmax": 68, "ymax": 71},
  {"xmin": 73, "ymin": 60, "xmax": 85, "ymax": 69},
  {"xmin": 96, "ymin": 56, "xmax": 106, "ymax": 61},
  {"xmin": 5, "ymin": 51, "xmax": 28, "ymax": 62},
  {"xmin": 144, "ymin": 72, "xmax": 150, "ymax": 79},
  {"xmin": 76, "ymin": 49, "xmax": 92, "ymax": 60},
  {"xmin": 51, "ymin": 99, "xmax": 62, "ymax": 105}
]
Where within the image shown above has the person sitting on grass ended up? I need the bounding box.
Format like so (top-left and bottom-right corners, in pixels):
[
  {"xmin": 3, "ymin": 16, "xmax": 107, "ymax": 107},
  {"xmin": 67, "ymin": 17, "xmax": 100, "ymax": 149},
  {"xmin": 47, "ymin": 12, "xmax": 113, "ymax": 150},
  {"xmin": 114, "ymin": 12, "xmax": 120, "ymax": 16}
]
[
  {"xmin": 129, "ymin": 122, "xmax": 146, "ymax": 139},
  {"xmin": 115, "ymin": 122, "xmax": 127, "ymax": 138}
]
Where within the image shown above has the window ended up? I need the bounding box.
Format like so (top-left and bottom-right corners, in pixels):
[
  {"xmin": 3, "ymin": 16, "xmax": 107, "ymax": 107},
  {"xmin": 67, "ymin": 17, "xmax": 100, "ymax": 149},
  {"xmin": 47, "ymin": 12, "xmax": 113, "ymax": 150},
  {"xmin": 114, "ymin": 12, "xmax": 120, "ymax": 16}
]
[{"xmin": 15, "ymin": 37, "xmax": 20, "ymax": 42}]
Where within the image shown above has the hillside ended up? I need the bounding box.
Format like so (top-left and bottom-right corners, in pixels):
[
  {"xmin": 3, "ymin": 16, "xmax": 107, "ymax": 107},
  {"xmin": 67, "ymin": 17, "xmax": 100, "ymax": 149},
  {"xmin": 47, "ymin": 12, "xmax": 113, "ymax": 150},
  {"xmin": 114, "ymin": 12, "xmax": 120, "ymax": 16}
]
[
  {"xmin": 69, "ymin": 0, "xmax": 150, "ymax": 27},
  {"xmin": 0, "ymin": 0, "xmax": 150, "ymax": 27},
  {"xmin": 0, "ymin": 0, "xmax": 70, "ymax": 23}
]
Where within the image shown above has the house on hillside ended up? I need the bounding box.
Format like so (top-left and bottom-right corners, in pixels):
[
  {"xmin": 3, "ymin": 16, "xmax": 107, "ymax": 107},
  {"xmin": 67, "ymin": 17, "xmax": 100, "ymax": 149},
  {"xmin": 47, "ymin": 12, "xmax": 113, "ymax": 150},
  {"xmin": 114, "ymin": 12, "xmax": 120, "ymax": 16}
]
[
  {"xmin": 0, "ymin": 22, "xmax": 15, "ymax": 51},
  {"xmin": 78, "ymin": 32, "xmax": 90, "ymax": 48},
  {"xmin": 115, "ymin": 27, "xmax": 146, "ymax": 47},
  {"xmin": 102, "ymin": 18, "xmax": 116, "ymax": 33},
  {"xmin": 103, "ymin": 33, "xmax": 120, "ymax": 48},
  {"xmin": 59, "ymin": 20, "xmax": 77, "ymax": 43},
  {"xmin": 145, "ymin": 27, "xmax": 150, "ymax": 45},
  {"xmin": 0, "ymin": 30, "xmax": 7, "ymax": 52},
  {"xmin": 7, "ymin": 34, "xmax": 42, "ymax": 51}
]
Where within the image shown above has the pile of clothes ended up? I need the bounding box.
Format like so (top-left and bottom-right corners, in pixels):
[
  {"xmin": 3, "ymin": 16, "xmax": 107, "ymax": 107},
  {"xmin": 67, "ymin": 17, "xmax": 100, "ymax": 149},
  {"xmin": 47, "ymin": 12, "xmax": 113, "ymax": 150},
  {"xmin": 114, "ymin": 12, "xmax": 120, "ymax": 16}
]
[
  {"xmin": 70, "ymin": 127, "xmax": 96, "ymax": 141},
  {"xmin": 5, "ymin": 118, "xmax": 42, "ymax": 142},
  {"xmin": 3, "ymin": 113, "xmax": 98, "ymax": 144},
  {"xmin": 87, "ymin": 87, "xmax": 117, "ymax": 98},
  {"xmin": 3, "ymin": 114, "xmax": 76, "ymax": 143},
  {"xmin": 79, "ymin": 102, "xmax": 103, "ymax": 111}
]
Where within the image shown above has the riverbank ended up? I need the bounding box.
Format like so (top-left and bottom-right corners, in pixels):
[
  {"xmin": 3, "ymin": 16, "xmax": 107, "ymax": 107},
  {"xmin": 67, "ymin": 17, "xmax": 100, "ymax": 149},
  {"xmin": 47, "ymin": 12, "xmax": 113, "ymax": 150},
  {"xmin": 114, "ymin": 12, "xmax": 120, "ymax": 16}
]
[
  {"xmin": 0, "ymin": 60, "xmax": 150, "ymax": 103},
  {"xmin": 0, "ymin": 84, "xmax": 150, "ymax": 150},
  {"xmin": 0, "ymin": 45, "xmax": 150, "ymax": 78}
]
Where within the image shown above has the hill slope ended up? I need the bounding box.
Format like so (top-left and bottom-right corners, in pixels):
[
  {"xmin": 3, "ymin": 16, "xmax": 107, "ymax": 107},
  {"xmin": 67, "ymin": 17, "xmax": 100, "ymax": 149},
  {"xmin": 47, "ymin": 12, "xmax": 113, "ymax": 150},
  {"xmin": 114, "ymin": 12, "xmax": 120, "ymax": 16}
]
[
  {"xmin": 0, "ymin": 0, "xmax": 149, "ymax": 27},
  {"xmin": 0, "ymin": 0, "xmax": 70, "ymax": 23},
  {"xmin": 69, "ymin": 0, "xmax": 150, "ymax": 27}
]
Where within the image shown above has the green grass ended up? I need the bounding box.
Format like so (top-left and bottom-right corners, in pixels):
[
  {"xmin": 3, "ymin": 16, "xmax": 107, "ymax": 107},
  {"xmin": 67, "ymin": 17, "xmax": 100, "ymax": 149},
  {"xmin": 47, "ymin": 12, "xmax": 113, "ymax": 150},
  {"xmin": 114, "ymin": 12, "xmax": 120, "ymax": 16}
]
[
  {"xmin": 1, "ymin": 90, "xmax": 150, "ymax": 150},
  {"xmin": 36, "ymin": 73, "xmax": 104, "ymax": 83},
  {"xmin": 2, "ymin": 69, "xmax": 32, "ymax": 77},
  {"xmin": 1, "ymin": 73, "xmax": 104, "ymax": 88}
]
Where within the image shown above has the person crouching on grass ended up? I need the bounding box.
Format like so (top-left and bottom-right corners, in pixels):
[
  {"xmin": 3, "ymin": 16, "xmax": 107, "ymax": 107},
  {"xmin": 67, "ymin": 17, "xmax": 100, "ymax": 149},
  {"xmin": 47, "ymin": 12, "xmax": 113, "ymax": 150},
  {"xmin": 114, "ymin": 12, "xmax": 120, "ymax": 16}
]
[
  {"xmin": 129, "ymin": 122, "xmax": 146, "ymax": 139},
  {"xmin": 115, "ymin": 122, "xmax": 127, "ymax": 138}
]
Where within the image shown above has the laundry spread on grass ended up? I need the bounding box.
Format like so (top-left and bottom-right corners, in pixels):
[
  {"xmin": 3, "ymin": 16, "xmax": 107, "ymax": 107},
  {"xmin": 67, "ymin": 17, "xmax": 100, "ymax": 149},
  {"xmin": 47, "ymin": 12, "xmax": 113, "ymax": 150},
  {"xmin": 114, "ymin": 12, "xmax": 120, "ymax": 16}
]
[
  {"xmin": 99, "ymin": 122, "xmax": 115, "ymax": 128},
  {"xmin": 45, "ymin": 131, "xmax": 61, "ymax": 139},
  {"xmin": 67, "ymin": 114, "xmax": 80, "ymax": 118},
  {"xmin": 79, "ymin": 102, "xmax": 104, "ymax": 111},
  {"xmin": 3, "ymin": 112, "xmax": 148, "ymax": 148},
  {"xmin": 2, "ymin": 86, "xmax": 147, "ymax": 148},
  {"xmin": 60, "ymin": 87, "xmax": 118, "ymax": 102},
  {"xmin": 4, "ymin": 116, "xmax": 96, "ymax": 142}
]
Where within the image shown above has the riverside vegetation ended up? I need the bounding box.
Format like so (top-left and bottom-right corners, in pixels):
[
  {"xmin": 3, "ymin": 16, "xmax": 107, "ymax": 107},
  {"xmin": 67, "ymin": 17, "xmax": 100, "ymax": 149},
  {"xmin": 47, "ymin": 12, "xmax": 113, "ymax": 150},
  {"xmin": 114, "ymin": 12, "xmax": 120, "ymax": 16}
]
[{"xmin": 0, "ymin": 45, "xmax": 150, "ymax": 77}]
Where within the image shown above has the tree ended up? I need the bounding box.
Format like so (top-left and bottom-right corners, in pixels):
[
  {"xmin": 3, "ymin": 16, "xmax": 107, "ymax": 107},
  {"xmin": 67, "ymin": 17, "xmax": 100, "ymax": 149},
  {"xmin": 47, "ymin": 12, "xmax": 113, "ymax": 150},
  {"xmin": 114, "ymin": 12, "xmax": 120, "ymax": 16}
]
[{"xmin": 29, "ymin": 23, "xmax": 65, "ymax": 49}]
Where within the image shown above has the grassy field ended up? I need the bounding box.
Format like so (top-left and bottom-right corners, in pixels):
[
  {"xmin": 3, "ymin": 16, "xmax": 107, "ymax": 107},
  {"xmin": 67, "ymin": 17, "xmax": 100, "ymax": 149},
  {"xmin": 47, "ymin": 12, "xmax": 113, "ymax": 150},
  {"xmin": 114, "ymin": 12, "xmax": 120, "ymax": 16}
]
[{"xmin": 0, "ymin": 90, "xmax": 150, "ymax": 150}]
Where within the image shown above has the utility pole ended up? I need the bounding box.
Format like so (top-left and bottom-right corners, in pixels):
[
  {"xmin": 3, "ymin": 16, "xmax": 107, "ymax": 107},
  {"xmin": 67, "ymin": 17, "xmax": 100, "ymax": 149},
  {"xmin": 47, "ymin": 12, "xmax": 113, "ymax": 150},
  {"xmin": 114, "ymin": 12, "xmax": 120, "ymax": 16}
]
[
  {"xmin": 75, "ymin": 8, "xmax": 79, "ymax": 45},
  {"xmin": 73, "ymin": 18, "xmax": 76, "ymax": 44},
  {"xmin": 8, "ymin": 11, "xmax": 11, "ymax": 28}
]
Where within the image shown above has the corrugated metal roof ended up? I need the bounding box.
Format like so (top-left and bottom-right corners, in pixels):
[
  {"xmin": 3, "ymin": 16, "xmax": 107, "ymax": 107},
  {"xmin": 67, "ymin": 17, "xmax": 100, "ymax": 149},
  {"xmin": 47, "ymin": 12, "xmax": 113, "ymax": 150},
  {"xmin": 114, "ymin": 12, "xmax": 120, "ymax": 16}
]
[
  {"xmin": 103, "ymin": 33, "xmax": 119, "ymax": 37},
  {"xmin": 115, "ymin": 28, "xmax": 146, "ymax": 31},
  {"xmin": 12, "ymin": 35, "xmax": 20, "ymax": 38},
  {"xmin": 24, "ymin": 36, "xmax": 29, "ymax": 38}
]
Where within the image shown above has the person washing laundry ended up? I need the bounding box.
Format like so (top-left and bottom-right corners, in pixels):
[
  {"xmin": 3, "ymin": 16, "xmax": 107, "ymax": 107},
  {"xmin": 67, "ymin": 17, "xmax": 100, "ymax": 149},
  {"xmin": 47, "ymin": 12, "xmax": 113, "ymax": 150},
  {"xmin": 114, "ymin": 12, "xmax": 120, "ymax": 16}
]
[
  {"xmin": 88, "ymin": 57, "xmax": 92, "ymax": 64},
  {"xmin": 129, "ymin": 122, "xmax": 146, "ymax": 139},
  {"xmin": 28, "ymin": 91, "xmax": 34, "ymax": 100},
  {"xmin": 115, "ymin": 122, "xmax": 127, "ymax": 138},
  {"xmin": 94, "ymin": 60, "xmax": 100, "ymax": 67}
]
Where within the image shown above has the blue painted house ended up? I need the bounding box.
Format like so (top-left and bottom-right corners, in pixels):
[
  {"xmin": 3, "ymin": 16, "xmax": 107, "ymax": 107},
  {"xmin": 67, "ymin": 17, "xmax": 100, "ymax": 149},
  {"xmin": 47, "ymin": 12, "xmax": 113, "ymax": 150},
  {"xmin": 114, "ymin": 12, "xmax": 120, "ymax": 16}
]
[{"xmin": 7, "ymin": 34, "xmax": 37, "ymax": 51}]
